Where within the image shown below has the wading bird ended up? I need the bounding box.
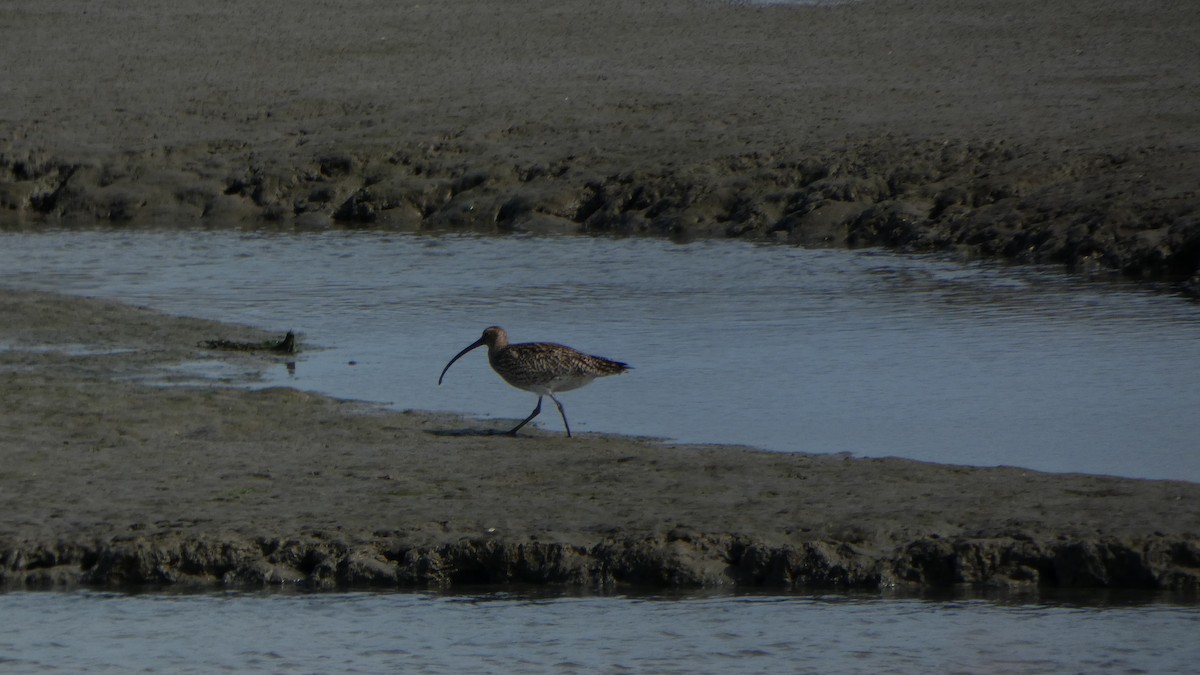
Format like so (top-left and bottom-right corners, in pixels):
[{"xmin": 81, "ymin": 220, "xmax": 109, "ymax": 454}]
[{"xmin": 438, "ymin": 326, "xmax": 630, "ymax": 437}]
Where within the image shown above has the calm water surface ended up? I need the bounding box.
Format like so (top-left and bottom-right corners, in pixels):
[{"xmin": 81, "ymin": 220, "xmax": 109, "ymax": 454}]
[
  {"xmin": 2, "ymin": 589, "xmax": 1198, "ymax": 674},
  {"xmin": 1, "ymin": 229, "xmax": 1198, "ymax": 482}
]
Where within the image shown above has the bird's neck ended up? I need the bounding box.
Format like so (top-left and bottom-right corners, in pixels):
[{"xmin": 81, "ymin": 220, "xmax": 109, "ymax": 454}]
[{"xmin": 486, "ymin": 341, "xmax": 507, "ymax": 362}]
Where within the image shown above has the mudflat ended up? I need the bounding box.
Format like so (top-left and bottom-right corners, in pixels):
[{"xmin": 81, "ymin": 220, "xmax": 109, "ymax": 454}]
[
  {"xmin": 2, "ymin": 0, "xmax": 1198, "ymax": 288},
  {"xmin": 2, "ymin": 290, "xmax": 1198, "ymax": 590},
  {"xmin": 1, "ymin": 0, "xmax": 1198, "ymax": 590}
]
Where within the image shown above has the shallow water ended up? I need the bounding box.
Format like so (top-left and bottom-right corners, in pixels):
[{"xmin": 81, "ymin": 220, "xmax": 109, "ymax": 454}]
[
  {"xmin": 1, "ymin": 229, "xmax": 1198, "ymax": 482},
  {"xmin": 2, "ymin": 589, "xmax": 1198, "ymax": 674},
  {"xmin": 3, "ymin": 230, "xmax": 1198, "ymax": 669}
]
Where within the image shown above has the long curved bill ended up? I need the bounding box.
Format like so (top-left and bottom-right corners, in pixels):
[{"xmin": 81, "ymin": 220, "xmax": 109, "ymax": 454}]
[{"xmin": 438, "ymin": 337, "xmax": 486, "ymax": 385}]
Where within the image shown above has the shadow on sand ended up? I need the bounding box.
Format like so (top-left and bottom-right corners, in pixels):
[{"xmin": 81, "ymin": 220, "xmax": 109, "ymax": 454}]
[{"xmin": 425, "ymin": 427, "xmax": 518, "ymax": 438}]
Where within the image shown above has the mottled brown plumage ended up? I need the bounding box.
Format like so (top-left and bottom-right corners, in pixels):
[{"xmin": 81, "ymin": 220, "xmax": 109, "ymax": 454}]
[{"xmin": 438, "ymin": 326, "xmax": 630, "ymax": 437}]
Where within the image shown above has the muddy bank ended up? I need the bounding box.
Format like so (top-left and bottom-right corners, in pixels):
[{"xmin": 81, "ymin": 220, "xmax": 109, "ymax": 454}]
[
  {"xmin": 2, "ymin": 0, "xmax": 1198, "ymax": 290},
  {"xmin": 2, "ymin": 289, "xmax": 1198, "ymax": 591},
  {"xmin": 8, "ymin": 140, "xmax": 1198, "ymax": 287}
]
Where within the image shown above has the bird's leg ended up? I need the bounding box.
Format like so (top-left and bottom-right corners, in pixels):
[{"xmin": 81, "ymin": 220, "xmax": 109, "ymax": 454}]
[
  {"xmin": 507, "ymin": 395, "xmax": 543, "ymax": 435},
  {"xmin": 548, "ymin": 393, "xmax": 571, "ymax": 438}
]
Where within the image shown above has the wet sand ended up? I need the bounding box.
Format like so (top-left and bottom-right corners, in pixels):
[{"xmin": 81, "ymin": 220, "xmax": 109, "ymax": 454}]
[
  {"xmin": 1, "ymin": 0, "xmax": 1199, "ymax": 590},
  {"xmin": 2, "ymin": 289, "xmax": 1198, "ymax": 590},
  {"xmin": 2, "ymin": 0, "xmax": 1199, "ymax": 290}
]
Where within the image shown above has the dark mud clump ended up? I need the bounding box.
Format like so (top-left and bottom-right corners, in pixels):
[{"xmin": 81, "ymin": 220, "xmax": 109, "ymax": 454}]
[
  {"xmin": 6, "ymin": 529, "xmax": 1200, "ymax": 592},
  {"xmin": 204, "ymin": 331, "xmax": 296, "ymax": 354}
]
